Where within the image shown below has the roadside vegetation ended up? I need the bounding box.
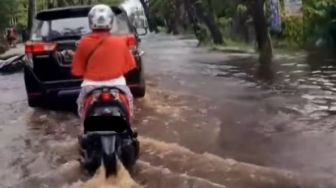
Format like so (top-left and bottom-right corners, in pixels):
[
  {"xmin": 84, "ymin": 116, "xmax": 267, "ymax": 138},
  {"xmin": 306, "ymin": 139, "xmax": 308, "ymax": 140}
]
[
  {"xmin": 140, "ymin": 0, "xmax": 336, "ymax": 78},
  {"xmin": 0, "ymin": 0, "xmax": 123, "ymax": 53},
  {"xmin": 143, "ymin": 0, "xmax": 336, "ymax": 49},
  {"xmin": 0, "ymin": 0, "xmax": 335, "ymax": 75}
]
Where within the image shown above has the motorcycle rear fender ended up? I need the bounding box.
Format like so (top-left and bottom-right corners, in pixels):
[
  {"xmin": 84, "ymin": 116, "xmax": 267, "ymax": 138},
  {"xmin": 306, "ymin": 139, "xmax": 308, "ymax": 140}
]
[
  {"xmin": 85, "ymin": 100, "xmax": 129, "ymax": 120},
  {"xmin": 84, "ymin": 116, "xmax": 131, "ymax": 134}
]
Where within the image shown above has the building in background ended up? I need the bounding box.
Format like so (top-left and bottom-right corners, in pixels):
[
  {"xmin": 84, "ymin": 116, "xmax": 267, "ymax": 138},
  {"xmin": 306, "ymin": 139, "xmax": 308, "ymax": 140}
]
[{"xmin": 284, "ymin": 0, "xmax": 303, "ymax": 17}]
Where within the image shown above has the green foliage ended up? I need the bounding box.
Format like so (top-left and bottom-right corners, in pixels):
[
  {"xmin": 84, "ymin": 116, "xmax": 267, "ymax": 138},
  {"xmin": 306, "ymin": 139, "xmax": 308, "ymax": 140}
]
[
  {"xmin": 0, "ymin": 0, "xmax": 123, "ymax": 30},
  {"xmin": 150, "ymin": 0, "xmax": 173, "ymax": 18},
  {"xmin": 211, "ymin": 0, "xmax": 235, "ymax": 18},
  {"xmin": 0, "ymin": 0, "xmax": 17, "ymax": 30},
  {"xmin": 151, "ymin": 0, "xmax": 336, "ymax": 49},
  {"xmin": 217, "ymin": 16, "xmax": 232, "ymax": 37},
  {"xmin": 281, "ymin": 16, "xmax": 304, "ymax": 46},
  {"xmin": 96, "ymin": 0, "xmax": 123, "ymax": 5},
  {"xmin": 236, "ymin": 4, "xmax": 247, "ymax": 15},
  {"xmin": 303, "ymin": 0, "xmax": 336, "ymax": 47},
  {"xmin": 218, "ymin": 17, "xmax": 232, "ymax": 26},
  {"xmin": 16, "ymin": 0, "xmax": 28, "ymax": 28},
  {"xmin": 269, "ymin": 0, "xmax": 336, "ymax": 49}
]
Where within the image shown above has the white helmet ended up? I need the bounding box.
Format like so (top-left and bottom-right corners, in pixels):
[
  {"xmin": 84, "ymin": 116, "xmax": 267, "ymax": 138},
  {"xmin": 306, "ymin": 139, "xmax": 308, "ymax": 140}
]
[{"xmin": 88, "ymin": 4, "xmax": 114, "ymax": 30}]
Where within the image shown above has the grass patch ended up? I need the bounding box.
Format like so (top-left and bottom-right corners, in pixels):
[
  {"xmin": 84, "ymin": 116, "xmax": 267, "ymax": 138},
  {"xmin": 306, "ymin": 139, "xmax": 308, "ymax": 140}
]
[{"xmin": 209, "ymin": 38, "xmax": 255, "ymax": 54}]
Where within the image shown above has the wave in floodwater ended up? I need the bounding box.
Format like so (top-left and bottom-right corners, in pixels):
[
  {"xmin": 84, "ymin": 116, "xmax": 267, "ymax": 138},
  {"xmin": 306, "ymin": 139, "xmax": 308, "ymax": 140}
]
[
  {"xmin": 65, "ymin": 162, "xmax": 139, "ymax": 188},
  {"xmin": 45, "ymin": 138, "xmax": 138, "ymax": 188},
  {"xmin": 11, "ymin": 100, "xmax": 332, "ymax": 188}
]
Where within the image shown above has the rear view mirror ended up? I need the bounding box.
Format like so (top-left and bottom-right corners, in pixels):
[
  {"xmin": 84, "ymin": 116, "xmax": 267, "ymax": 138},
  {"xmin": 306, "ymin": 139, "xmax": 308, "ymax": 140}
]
[
  {"xmin": 134, "ymin": 19, "xmax": 148, "ymax": 36},
  {"xmin": 136, "ymin": 27, "xmax": 148, "ymax": 36}
]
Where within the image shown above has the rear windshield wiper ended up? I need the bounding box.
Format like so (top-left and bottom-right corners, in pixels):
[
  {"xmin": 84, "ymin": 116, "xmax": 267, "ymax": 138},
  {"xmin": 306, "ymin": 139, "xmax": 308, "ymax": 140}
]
[{"xmin": 49, "ymin": 35, "xmax": 82, "ymax": 41}]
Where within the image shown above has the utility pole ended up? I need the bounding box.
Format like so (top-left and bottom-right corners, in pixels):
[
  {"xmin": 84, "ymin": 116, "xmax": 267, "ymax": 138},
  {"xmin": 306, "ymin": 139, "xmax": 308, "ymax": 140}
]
[{"xmin": 28, "ymin": 0, "xmax": 36, "ymax": 32}]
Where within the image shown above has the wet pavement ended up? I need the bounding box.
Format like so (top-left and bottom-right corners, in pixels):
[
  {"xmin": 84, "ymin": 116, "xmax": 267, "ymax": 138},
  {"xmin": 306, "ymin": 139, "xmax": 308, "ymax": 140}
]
[
  {"xmin": 0, "ymin": 44, "xmax": 24, "ymax": 59},
  {"xmin": 138, "ymin": 34, "xmax": 336, "ymax": 178},
  {"xmin": 1, "ymin": 34, "xmax": 336, "ymax": 187}
]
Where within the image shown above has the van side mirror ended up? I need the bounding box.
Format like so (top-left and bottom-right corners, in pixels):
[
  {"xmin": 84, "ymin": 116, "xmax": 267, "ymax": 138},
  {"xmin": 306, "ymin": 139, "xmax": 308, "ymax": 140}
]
[{"xmin": 136, "ymin": 28, "xmax": 147, "ymax": 36}]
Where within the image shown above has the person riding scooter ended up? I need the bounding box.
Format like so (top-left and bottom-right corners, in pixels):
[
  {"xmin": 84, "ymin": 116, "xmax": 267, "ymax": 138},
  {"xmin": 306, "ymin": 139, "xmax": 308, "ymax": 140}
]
[{"xmin": 71, "ymin": 4, "xmax": 136, "ymax": 128}]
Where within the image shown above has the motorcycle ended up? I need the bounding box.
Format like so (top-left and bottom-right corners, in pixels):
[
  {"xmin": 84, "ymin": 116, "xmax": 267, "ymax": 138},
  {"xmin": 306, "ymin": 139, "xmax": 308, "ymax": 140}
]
[{"xmin": 79, "ymin": 87, "xmax": 139, "ymax": 177}]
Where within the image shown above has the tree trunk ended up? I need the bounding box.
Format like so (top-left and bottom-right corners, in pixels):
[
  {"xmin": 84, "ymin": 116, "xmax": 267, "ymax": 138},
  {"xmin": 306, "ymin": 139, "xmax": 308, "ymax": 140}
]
[
  {"xmin": 139, "ymin": 0, "xmax": 159, "ymax": 33},
  {"xmin": 171, "ymin": 0, "xmax": 182, "ymax": 35},
  {"xmin": 232, "ymin": 0, "xmax": 250, "ymax": 42},
  {"xmin": 206, "ymin": 0, "xmax": 215, "ymax": 22},
  {"xmin": 57, "ymin": 0, "xmax": 66, "ymax": 7},
  {"xmin": 184, "ymin": 0, "xmax": 195, "ymax": 26},
  {"xmin": 165, "ymin": 18, "xmax": 173, "ymax": 33},
  {"xmin": 248, "ymin": 0, "xmax": 273, "ymax": 80},
  {"xmin": 184, "ymin": 0, "xmax": 202, "ymax": 43},
  {"xmin": 192, "ymin": 1, "xmax": 223, "ymax": 44},
  {"xmin": 181, "ymin": 5, "xmax": 189, "ymax": 30},
  {"xmin": 28, "ymin": 0, "xmax": 36, "ymax": 32},
  {"xmin": 47, "ymin": 0, "xmax": 55, "ymax": 8},
  {"xmin": 67, "ymin": 0, "xmax": 77, "ymax": 6}
]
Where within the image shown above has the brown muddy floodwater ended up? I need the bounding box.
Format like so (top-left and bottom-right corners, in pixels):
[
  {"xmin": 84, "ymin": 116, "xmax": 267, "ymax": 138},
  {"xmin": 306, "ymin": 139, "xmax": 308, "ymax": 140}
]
[{"xmin": 1, "ymin": 34, "xmax": 336, "ymax": 188}]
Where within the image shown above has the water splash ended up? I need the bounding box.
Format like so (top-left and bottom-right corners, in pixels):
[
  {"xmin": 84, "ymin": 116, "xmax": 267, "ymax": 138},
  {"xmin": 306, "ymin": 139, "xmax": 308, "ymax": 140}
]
[{"xmin": 65, "ymin": 161, "xmax": 139, "ymax": 188}]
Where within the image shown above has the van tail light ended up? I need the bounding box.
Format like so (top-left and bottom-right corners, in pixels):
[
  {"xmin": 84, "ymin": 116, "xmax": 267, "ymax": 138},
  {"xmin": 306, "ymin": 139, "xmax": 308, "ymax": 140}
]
[
  {"xmin": 25, "ymin": 41, "xmax": 57, "ymax": 54},
  {"xmin": 126, "ymin": 35, "xmax": 137, "ymax": 49}
]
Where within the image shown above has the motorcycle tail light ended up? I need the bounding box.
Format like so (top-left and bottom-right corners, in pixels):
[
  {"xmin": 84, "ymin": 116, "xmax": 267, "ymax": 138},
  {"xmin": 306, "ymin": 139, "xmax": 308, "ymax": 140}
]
[{"xmin": 100, "ymin": 92, "xmax": 113, "ymax": 102}]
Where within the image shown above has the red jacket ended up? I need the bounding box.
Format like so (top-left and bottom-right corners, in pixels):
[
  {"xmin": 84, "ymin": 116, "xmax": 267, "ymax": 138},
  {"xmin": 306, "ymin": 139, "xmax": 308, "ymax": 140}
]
[{"xmin": 72, "ymin": 32, "xmax": 136, "ymax": 81}]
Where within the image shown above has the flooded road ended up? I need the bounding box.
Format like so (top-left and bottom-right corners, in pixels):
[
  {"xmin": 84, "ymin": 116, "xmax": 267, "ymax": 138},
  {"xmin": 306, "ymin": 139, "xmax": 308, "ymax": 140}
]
[
  {"xmin": 1, "ymin": 34, "xmax": 336, "ymax": 187},
  {"xmin": 139, "ymin": 34, "xmax": 336, "ymax": 179}
]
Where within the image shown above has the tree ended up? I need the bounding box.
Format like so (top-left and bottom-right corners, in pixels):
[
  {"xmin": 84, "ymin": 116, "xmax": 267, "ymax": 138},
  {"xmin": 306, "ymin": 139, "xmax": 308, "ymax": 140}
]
[
  {"xmin": 304, "ymin": 0, "xmax": 336, "ymax": 48},
  {"xmin": 0, "ymin": 0, "xmax": 17, "ymax": 52},
  {"xmin": 246, "ymin": 0, "xmax": 273, "ymax": 79},
  {"xmin": 148, "ymin": 0, "xmax": 224, "ymax": 43},
  {"xmin": 191, "ymin": 0, "xmax": 223, "ymax": 44},
  {"xmin": 45, "ymin": 0, "xmax": 123, "ymax": 8},
  {"xmin": 150, "ymin": 0, "xmax": 179, "ymax": 34},
  {"xmin": 28, "ymin": 0, "xmax": 36, "ymax": 31},
  {"xmin": 0, "ymin": 0, "xmax": 17, "ymax": 30},
  {"xmin": 139, "ymin": 0, "xmax": 159, "ymax": 33},
  {"xmin": 184, "ymin": 0, "xmax": 204, "ymax": 43}
]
